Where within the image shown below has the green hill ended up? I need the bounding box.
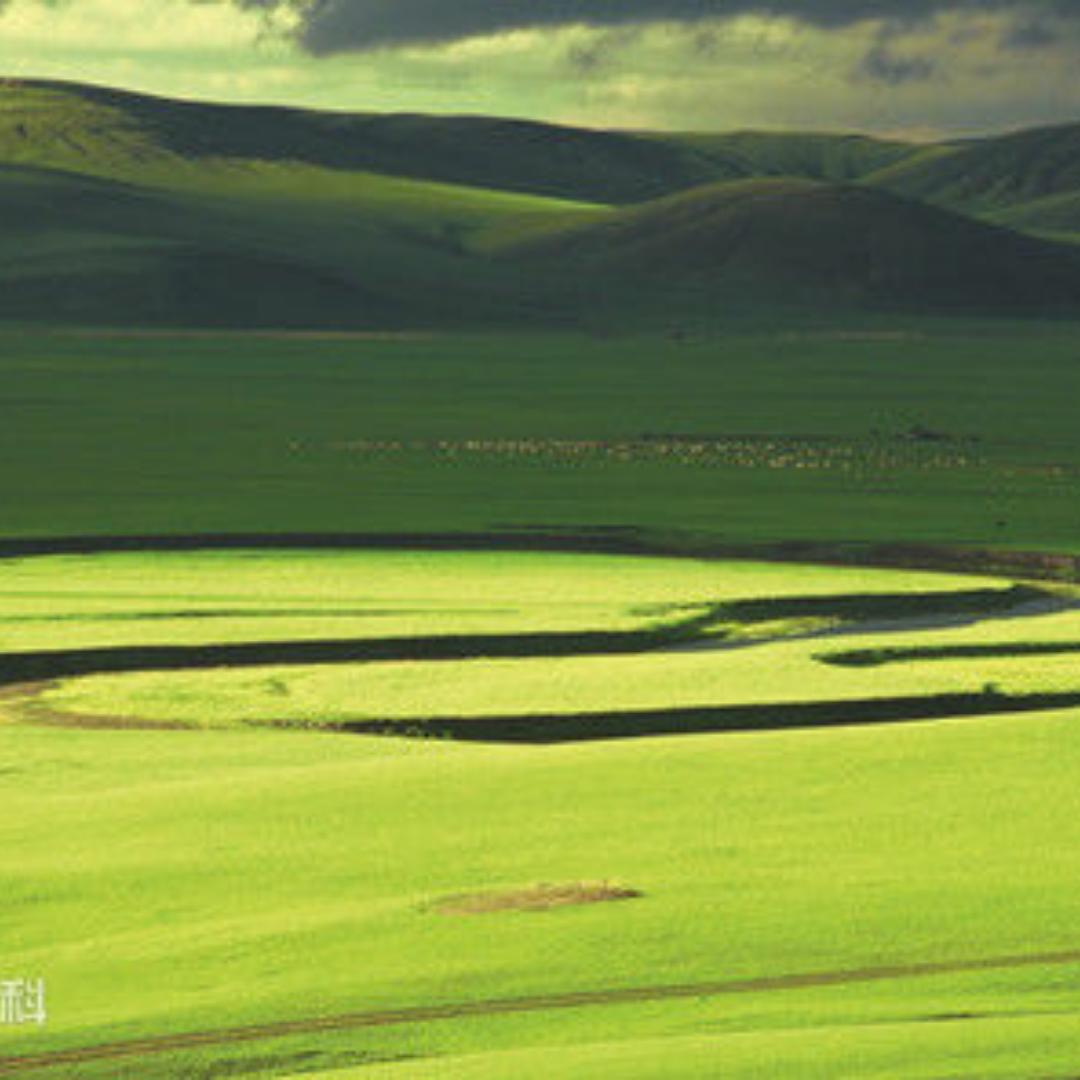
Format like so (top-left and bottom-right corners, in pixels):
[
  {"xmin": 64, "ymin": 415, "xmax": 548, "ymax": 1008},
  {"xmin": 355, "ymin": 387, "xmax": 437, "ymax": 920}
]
[
  {"xmin": 0, "ymin": 78, "xmax": 920, "ymax": 207},
  {"xmin": 1, "ymin": 78, "xmax": 1079, "ymax": 327},
  {"xmin": 505, "ymin": 178, "xmax": 1080, "ymax": 315},
  {"xmin": 652, "ymin": 130, "xmax": 917, "ymax": 184},
  {"xmin": 2, "ymin": 78, "xmax": 1077, "ymax": 225},
  {"xmin": 0, "ymin": 80, "xmax": 627, "ymax": 327},
  {"xmin": 0, "ymin": 163, "xmax": 571, "ymax": 328},
  {"xmin": 869, "ymin": 121, "xmax": 1080, "ymax": 212},
  {"xmin": 0, "ymin": 165, "xmax": 395, "ymax": 327},
  {"xmin": 0, "ymin": 78, "xmax": 708, "ymax": 205},
  {"xmin": 991, "ymin": 189, "xmax": 1080, "ymax": 242}
]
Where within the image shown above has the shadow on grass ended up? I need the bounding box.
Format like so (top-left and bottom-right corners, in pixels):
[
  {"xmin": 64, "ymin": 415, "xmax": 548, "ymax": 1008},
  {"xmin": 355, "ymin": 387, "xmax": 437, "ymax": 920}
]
[
  {"xmin": 0, "ymin": 584, "xmax": 1048, "ymax": 687},
  {"xmin": 0, "ymin": 607, "xmax": 507, "ymax": 625},
  {"xmin": 713, "ymin": 585, "xmax": 1045, "ymax": 624},
  {"xmin": 820, "ymin": 642, "xmax": 1080, "ymax": 667},
  {"xmin": 0, "ymin": 579, "xmax": 1062, "ymax": 693},
  {"xmin": 338, "ymin": 692, "xmax": 1080, "ymax": 743},
  {"xmin": 0, "ymin": 628, "xmax": 682, "ymax": 687}
]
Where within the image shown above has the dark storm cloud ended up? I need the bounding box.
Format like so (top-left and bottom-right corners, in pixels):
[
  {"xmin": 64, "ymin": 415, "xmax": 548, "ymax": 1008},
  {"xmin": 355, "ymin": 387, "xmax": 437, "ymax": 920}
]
[
  {"xmin": 855, "ymin": 44, "xmax": 939, "ymax": 83},
  {"xmin": 234, "ymin": 0, "xmax": 1077, "ymax": 56},
  {"xmin": 999, "ymin": 17, "xmax": 1058, "ymax": 48}
]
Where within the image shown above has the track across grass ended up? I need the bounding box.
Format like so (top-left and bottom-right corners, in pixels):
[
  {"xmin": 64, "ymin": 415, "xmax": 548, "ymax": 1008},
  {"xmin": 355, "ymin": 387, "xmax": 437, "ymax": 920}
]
[{"xmin": 4, "ymin": 948, "xmax": 1080, "ymax": 1076}]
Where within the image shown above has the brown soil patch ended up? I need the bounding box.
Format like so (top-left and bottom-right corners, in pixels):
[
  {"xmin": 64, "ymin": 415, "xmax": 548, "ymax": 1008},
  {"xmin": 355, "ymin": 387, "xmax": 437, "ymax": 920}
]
[
  {"xmin": 0, "ymin": 680, "xmax": 53, "ymax": 722},
  {"xmin": 0, "ymin": 681, "xmax": 187, "ymax": 731},
  {"xmin": 433, "ymin": 882, "xmax": 642, "ymax": 915}
]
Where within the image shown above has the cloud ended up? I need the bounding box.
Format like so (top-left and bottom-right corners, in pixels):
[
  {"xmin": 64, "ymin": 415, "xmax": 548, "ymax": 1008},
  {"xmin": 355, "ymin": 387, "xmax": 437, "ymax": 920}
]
[
  {"xmin": 855, "ymin": 43, "xmax": 939, "ymax": 83},
  {"xmin": 2, "ymin": 0, "xmax": 1076, "ymax": 139},
  {"xmin": 228, "ymin": 1, "xmax": 1078, "ymax": 55},
  {"xmin": 999, "ymin": 16, "xmax": 1058, "ymax": 48}
]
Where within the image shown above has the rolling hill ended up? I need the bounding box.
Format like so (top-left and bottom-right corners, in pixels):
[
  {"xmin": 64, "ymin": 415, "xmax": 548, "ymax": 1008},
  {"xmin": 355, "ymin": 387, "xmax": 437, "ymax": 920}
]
[
  {"xmin": 0, "ymin": 78, "xmax": 708, "ymax": 205},
  {"xmin": 0, "ymin": 163, "xmax": 572, "ymax": 328},
  {"xmin": 0, "ymin": 78, "xmax": 1078, "ymax": 327},
  {"xmin": 653, "ymin": 130, "xmax": 917, "ymax": 184},
  {"xmin": 991, "ymin": 190, "xmax": 1080, "ymax": 241},
  {"xmin": 869, "ymin": 121, "xmax": 1080, "ymax": 213},
  {"xmin": 504, "ymin": 178, "xmax": 1080, "ymax": 315},
  {"xmin": 0, "ymin": 80, "xmax": 623, "ymax": 327},
  {"xmin": 0, "ymin": 79, "xmax": 924, "ymax": 206}
]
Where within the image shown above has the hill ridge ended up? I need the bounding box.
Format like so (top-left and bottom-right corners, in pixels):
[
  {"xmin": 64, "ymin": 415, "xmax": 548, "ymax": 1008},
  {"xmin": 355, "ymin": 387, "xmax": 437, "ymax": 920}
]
[
  {"xmin": 506, "ymin": 177, "xmax": 1080, "ymax": 316},
  {"xmin": 1, "ymin": 78, "xmax": 1079, "ymax": 327}
]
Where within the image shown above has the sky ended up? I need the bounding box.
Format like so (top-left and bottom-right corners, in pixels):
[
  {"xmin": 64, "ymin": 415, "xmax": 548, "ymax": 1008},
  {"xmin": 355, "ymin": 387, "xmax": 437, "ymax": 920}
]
[{"xmin": 0, "ymin": 0, "xmax": 1078, "ymax": 137}]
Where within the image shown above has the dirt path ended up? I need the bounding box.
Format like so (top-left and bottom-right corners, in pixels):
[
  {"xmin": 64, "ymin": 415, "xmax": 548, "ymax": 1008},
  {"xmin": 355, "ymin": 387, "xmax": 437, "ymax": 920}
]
[
  {"xmin": 0, "ymin": 680, "xmax": 187, "ymax": 731},
  {"xmin": 0, "ymin": 683, "xmax": 54, "ymax": 725},
  {"xmin": 2, "ymin": 948, "xmax": 1080, "ymax": 1074}
]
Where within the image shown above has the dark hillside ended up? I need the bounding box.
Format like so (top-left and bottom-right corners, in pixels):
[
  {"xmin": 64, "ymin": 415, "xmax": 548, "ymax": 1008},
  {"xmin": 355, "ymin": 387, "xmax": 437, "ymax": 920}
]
[{"xmin": 508, "ymin": 178, "xmax": 1080, "ymax": 314}]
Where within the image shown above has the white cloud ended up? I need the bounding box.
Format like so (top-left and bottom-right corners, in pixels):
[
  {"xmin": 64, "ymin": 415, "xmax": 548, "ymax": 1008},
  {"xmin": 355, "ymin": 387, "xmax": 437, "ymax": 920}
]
[{"xmin": 0, "ymin": 0, "xmax": 272, "ymax": 51}]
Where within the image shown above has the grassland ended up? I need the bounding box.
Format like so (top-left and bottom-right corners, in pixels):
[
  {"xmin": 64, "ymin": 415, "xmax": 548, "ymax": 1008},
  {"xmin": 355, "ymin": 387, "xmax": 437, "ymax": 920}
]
[
  {"xmin": 2, "ymin": 76, "xmax": 1080, "ymax": 1079},
  {"xmin": 40, "ymin": 606, "xmax": 1080, "ymax": 733},
  {"xmin": 2, "ymin": 321, "xmax": 1080, "ymax": 552},
  {"xmin": 5, "ymin": 551, "xmax": 1066, "ymax": 733},
  {"xmin": 1, "ymin": 322, "xmax": 1079, "ymax": 1075},
  {"xmin": 0, "ymin": 291, "xmax": 1077, "ymax": 1080},
  {"xmin": 506, "ymin": 178, "xmax": 1080, "ymax": 314},
  {"xmin": 0, "ymin": 551, "xmax": 1016, "ymax": 652},
  {"xmin": 0, "ymin": 551, "xmax": 1078, "ymax": 1080},
  {"xmin": 0, "ymin": 81, "xmax": 915, "ymax": 206},
  {"xmin": 3, "ymin": 677, "xmax": 1080, "ymax": 1076},
  {"xmin": 1, "ymin": 81, "xmax": 1078, "ymax": 330}
]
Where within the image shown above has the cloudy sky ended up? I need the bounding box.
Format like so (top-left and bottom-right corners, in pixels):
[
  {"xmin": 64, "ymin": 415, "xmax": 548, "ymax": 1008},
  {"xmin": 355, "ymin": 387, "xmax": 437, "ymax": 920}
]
[{"xmin": 0, "ymin": 0, "xmax": 1077, "ymax": 137}]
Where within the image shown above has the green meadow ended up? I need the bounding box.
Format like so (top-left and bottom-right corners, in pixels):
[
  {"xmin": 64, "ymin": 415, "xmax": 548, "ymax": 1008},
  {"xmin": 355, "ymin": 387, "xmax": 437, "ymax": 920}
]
[
  {"xmin": 4, "ymin": 684, "xmax": 1080, "ymax": 1077},
  {"xmin": 2, "ymin": 547, "xmax": 1080, "ymax": 1078},
  {"xmin": 9, "ymin": 552, "xmax": 1073, "ymax": 734},
  {"xmin": 2, "ymin": 78, "xmax": 1080, "ymax": 1080},
  {"xmin": 0, "ymin": 315, "xmax": 1078, "ymax": 1078},
  {"xmin": 2, "ymin": 322, "xmax": 1080, "ymax": 550}
]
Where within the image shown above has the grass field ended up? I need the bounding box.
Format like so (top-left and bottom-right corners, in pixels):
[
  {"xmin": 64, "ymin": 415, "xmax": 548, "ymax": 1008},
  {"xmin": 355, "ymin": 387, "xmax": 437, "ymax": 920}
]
[
  {"xmin": 5, "ymin": 552, "xmax": 1071, "ymax": 734},
  {"xmin": 3, "ymin": 673, "xmax": 1080, "ymax": 1076},
  {"xmin": 1, "ymin": 549, "xmax": 1079, "ymax": 1078},
  {"xmin": 2, "ymin": 321, "xmax": 1080, "ymax": 552},
  {"xmin": 2, "ymin": 72, "xmax": 1080, "ymax": 1080},
  {"xmin": 0, "ymin": 318, "xmax": 1078, "ymax": 1078},
  {"xmin": 1, "ymin": 153, "xmax": 1079, "ymax": 1074},
  {"xmin": 0, "ymin": 550, "xmax": 1010, "ymax": 652}
]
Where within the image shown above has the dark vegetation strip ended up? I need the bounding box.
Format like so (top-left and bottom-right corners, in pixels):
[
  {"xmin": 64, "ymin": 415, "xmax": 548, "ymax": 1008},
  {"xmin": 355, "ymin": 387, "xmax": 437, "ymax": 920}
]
[
  {"xmin": 0, "ymin": 629, "xmax": 680, "ymax": 687},
  {"xmin": 717, "ymin": 585, "xmax": 1043, "ymax": 623},
  {"xmin": 0, "ymin": 587, "xmax": 1049, "ymax": 689},
  {"xmin": 4, "ymin": 949, "xmax": 1080, "ymax": 1075},
  {"xmin": 0, "ymin": 608, "xmax": 495, "ymax": 625},
  {"xmin": 0, "ymin": 588, "xmax": 1037, "ymax": 627},
  {"xmin": 821, "ymin": 642, "xmax": 1080, "ymax": 667},
  {"xmin": 338, "ymin": 692, "xmax": 1080, "ymax": 744},
  {"xmin": 0, "ymin": 531, "xmax": 1077, "ymax": 583}
]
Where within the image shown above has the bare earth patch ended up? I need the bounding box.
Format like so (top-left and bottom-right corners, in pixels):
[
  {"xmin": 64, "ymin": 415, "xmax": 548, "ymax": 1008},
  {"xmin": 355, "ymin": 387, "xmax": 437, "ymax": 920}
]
[
  {"xmin": 0, "ymin": 681, "xmax": 187, "ymax": 730},
  {"xmin": 433, "ymin": 882, "xmax": 642, "ymax": 915}
]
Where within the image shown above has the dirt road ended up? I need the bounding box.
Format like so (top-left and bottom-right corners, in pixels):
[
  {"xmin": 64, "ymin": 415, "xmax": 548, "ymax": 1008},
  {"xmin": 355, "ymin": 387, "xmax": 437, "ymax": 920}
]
[{"xmin": 2, "ymin": 948, "xmax": 1080, "ymax": 1074}]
